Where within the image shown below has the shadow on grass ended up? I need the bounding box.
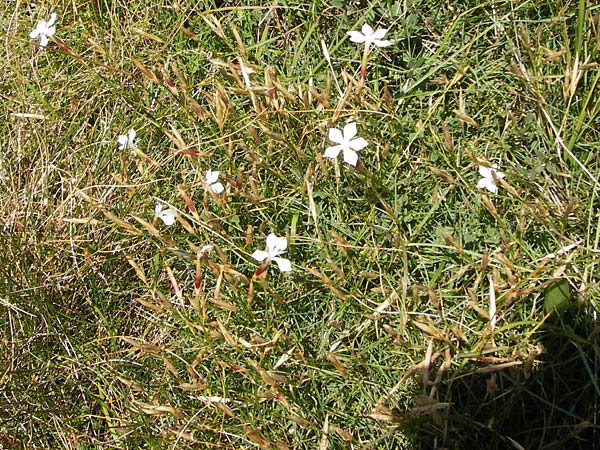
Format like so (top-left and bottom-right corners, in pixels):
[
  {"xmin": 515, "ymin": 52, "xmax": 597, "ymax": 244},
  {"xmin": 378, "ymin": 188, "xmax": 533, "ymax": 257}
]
[{"xmin": 405, "ymin": 312, "xmax": 600, "ymax": 450}]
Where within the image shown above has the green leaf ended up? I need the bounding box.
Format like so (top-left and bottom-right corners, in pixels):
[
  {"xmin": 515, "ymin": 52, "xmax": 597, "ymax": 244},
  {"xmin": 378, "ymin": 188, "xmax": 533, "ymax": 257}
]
[{"xmin": 544, "ymin": 279, "xmax": 571, "ymax": 316}]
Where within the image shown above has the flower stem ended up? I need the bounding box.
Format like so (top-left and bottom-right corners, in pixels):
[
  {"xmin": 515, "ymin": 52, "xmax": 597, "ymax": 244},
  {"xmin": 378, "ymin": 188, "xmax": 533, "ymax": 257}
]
[{"xmin": 359, "ymin": 46, "xmax": 370, "ymax": 81}]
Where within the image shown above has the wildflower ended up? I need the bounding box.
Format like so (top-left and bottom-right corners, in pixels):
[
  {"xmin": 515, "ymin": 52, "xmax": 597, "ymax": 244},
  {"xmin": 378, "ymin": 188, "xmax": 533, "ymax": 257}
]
[
  {"xmin": 198, "ymin": 245, "xmax": 213, "ymax": 257},
  {"xmin": 205, "ymin": 170, "xmax": 224, "ymax": 194},
  {"xmin": 155, "ymin": 203, "xmax": 177, "ymax": 226},
  {"xmin": 251, "ymin": 233, "xmax": 292, "ymax": 272},
  {"xmin": 323, "ymin": 122, "xmax": 368, "ymax": 166},
  {"xmin": 118, "ymin": 129, "xmax": 137, "ymax": 150},
  {"xmin": 197, "ymin": 396, "xmax": 231, "ymax": 404},
  {"xmin": 347, "ymin": 23, "xmax": 392, "ymax": 50},
  {"xmin": 30, "ymin": 12, "xmax": 57, "ymax": 48},
  {"xmin": 477, "ymin": 164, "xmax": 505, "ymax": 194}
]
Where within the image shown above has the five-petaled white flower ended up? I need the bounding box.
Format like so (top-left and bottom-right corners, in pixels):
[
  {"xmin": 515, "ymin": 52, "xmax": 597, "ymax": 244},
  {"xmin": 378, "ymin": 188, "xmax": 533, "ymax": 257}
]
[
  {"xmin": 205, "ymin": 170, "xmax": 224, "ymax": 194},
  {"xmin": 347, "ymin": 23, "xmax": 392, "ymax": 50},
  {"xmin": 198, "ymin": 245, "xmax": 213, "ymax": 257},
  {"xmin": 251, "ymin": 233, "xmax": 292, "ymax": 272},
  {"xmin": 30, "ymin": 13, "xmax": 57, "ymax": 48},
  {"xmin": 323, "ymin": 122, "xmax": 368, "ymax": 166},
  {"xmin": 155, "ymin": 203, "xmax": 177, "ymax": 226},
  {"xmin": 118, "ymin": 129, "xmax": 137, "ymax": 150},
  {"xmin": 477, "ymin": 164, "xmax": 505, "ymax": 194}
]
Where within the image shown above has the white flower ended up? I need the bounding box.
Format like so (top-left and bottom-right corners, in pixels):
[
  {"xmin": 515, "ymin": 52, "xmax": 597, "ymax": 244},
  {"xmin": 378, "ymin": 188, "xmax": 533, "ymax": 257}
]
[
  {"xmin": 251, "ymin": 233, "xmax": 292, "ymax": 272},
  {"xmin": 205, "ymin": 170, "xmax": 224, "ymax": 194},
  {"xmin": 197, "ymin": 396, "xmax": 231, "ymax": 404},
  {"xmin": 477, "ymin": 164, "xmax": 505, "ymax": 194},
  {"xmin": 323, "ymin": 122, "xmax": 368, "ymax": 166},
  {"xmin": 30, "ymin": 13, "xmax": 57, "ymax": 48},
  {"xmin": 155, "ymin": 203, "xmax": 177, "ymax": 226},
  {"xmin": 198, "ymin": 245, "xmax": 213, "ymax": 256},
  {"xmin": 347, "ymin": 23, "xmax": 392, "ymax": 50},
  {"xmin": 118, "ymin": 129, "xmax": 137, "ymax": 150}
]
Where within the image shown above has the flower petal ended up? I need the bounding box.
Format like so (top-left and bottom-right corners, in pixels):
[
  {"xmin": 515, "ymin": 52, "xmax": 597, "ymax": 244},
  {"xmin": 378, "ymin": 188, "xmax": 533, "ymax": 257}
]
[
  {"xmin": 210, "ymin": 182, "xmax": 224, "ymax": 195},
  {"xmin": 328, "ymin": 127, "xmax": 343, "ymax": 144},
  {"xmin": 265, "ymin": 233, "xmax": 278, "ymax": 253},
  {"xmin": 272, "ymin": 257, "xmax": 292, "ymax": 272},
  {"xmin": 29, "ymin": 28, "xmax": 40, "ymax": 39},
  {"xmin": 205, "ymin": 170, "xmax": 219, "ymax": 184},
  {"xmin": 266, "ymin": 233, "xmax": 287, "ymax": 255},
  {"xmin": 155, "ymin": 203, "xmax": 177, "ymax": 226},
  {"xmin": 47, "ymin": 13, "xmax": 57, "ymax": 28},
  {"xmin": 373, "ymin": 39, "xmax": 393, "ymax": 48},
  {"xmin": 372, "ymin": 28, "xmax": 389, "ymax": 40},
  {"xmin": 477, "ymin": 177, "xmax": 498, "ymax": 194},
  {"xmin": 479, "ymin": 165, "xmax": 492, "ymax": 178},
  {"xmin": 39, "ymin": 34, "xmax": 49, "ymax": 48},
  {"xmin": 160, "ymin": 211, "xmax": 176, "ymax": 226},
  {"xmin": 349, "ymin": 137, "xmax": 368, "ymax": 151},
  {"xmin": 118, "ymin": 135, "xmax": 128, "ymax": 149},
  {"xmin": 251, "ymin": 250, "xmax": 269, "ymax": 263},
  {"xmin": 343, "ymin": 122, "xmax": 357, "ymax": 140},
  {"xmin": 128, "ymin": 129, "xmax": 136, "ymax": 142},
  {"xmin": 361, "ymin": 23, "xmax": 375, "ymax": 37},
  {"xmin": 346, "ymin": 31, "xmax": 366, "ymax": 43},
  {"xmin": 198, "ymin": 245, "xmax": 213, "ymax": 256},
  {"xmin": 343, "ymin": 149, "xmax": 359, "ymax": 166},
  {"xmin": 323, "ymin": 145, "xmax": 342, "ymax": 159}
]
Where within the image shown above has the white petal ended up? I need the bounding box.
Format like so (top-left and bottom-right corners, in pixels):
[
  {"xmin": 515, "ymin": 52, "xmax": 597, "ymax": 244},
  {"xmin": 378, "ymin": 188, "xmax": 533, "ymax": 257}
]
[
  {"xmin": 210, "ymin": 182, "xmax": 224, "ymax": 194},
  {"xmin": 265, "ymin": 233, "xmax": 278, "ymax": 252},
  {"xmin": 39, "ymin": 34, "xmax": 49, "ymax": 48},
  {"xmin": 477, "ymin": 178, "xmax": 498, "ymax": 194},
  {"xmin": 347, "ymin": 31, "xmax": 366, "ymax": 43},
  {"xmin": 373, "ymin": 39, "xmax": 393, "ymax": 48},
  {"xmin": 155, "ymin": 203, "xmax": 177, "ymax": 225},
  {"xmin": 272, "ymin": 257, "xmax": 292, "ymax": 272},
  {"xmin": 323, "ymin": 145, "xmax": 342, "ymax": 159},
  {"xmin": 118, "ymin": 135, "xmax": 128, "ymax": 149},
  {"xmin": 372, "ymin": 28, "xmax": 389, "ymax": 40},
  {"xmin": 343, "ymin": 149, "xmax": 359, "ymax": 166},
  {"xmin": 349, "ymin": 137, "xmax": 368, "ymax": 151},
  {"xmin": 273, "ymin": 236, "xmax": 288, "ymax": 253},
  {"xmin": 47, "ymin": 13, "xmax": 57, "ymax": 28},
  {"xmin": 479, "ymin": 165, "xmax": 492, "ymax": 178},
  {"xmin": 156, "ymin": 210, "xmax": 176, "ymax": 226},
  {"xmin": 197, "ymin": 396, "xmax": 230, "ymax": 403},
  {"xmin": 161, "ymin": 211, "xmax": 176, "ymax": 226},
  {"xmin": 29, "ymin": 28, "xmax": 40, "ymax": 39},
  {"xmin": 361, "ymin": 23, "xmax": 375, "ymax": 37},
  {"xmin": 328, "ymin": 127, "xmax": 343, "ymax": 144},
  {"xmin": 479, "ymin": 164, "xmax": 505, "ymax": 181},
  {"xmin": 266, "ymin": 233, "xmax": 287, "ymax": 255},
  {"xmin": 205, "ymin": 169, "xmax": 219, "ymax": 184},
  {"xmin": 128, "ymin": 129, "xmax": 136, "ymax": 142},
  {"xmin": 251, "ymin": 250, "xmax": 269, "ymax": 263},
  {"xmin": 343, "ymin": 122, "xmax": 357, "ymax": 140},
  {"xmin": 46, "ymin": 25, "xmax": 56, "ymax": 38},
  {"xmin": 162, "ymin": 212, "xmax": 176, "ymax": 226},
  {"xmin": 198, "ymin": 245, "xmax": 213, "ymax": 256}
]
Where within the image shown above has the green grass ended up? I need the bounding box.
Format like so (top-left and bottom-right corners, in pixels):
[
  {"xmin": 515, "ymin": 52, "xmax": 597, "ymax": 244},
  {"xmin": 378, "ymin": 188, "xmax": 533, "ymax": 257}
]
[{"xmin": 1, "ymin": 0, "xmax": 599, "ymax": 448}]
